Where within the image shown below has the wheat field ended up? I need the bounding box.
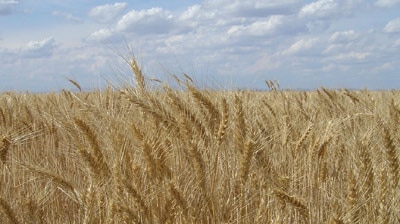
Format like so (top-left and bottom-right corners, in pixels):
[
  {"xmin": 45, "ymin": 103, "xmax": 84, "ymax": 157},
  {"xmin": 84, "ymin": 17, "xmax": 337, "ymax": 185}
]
[{"xmin": 1, "ymin": 59, "xmax": 399, "ymax": 223}]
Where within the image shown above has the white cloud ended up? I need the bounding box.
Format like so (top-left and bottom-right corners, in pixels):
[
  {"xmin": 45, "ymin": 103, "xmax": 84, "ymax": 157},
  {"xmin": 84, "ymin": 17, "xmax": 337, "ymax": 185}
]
[
  {"xmin": 332, "ymin": 51, "xmax": 370, "ymax": 61},
  {"xmin": 52, "ymin": 11, "xmax": 83, "ymax": 24},
  {"xmin": 89, "ymin": 2, "xmax": 127, "ymax": 23},
  {"xmin": 180, "ymin": 4, "xmax": 202, "ymax": 20},
  {"xmin": 384, "ymin": 18, "xmax": 400, "ymax": 33},
  {"xmin": 204, "ymin": 0, "xmax": 300, "ymax": 17},
  {"xmin": 86, "ymin": 29, "xmax": 115, "ymax": 42},
  {"xmin": 228, "ymin": 16, "xmax": 285, "ymax": 36},
  {"xmin": 2, "ymin": 0, "xmax": 400, "ymax": 91},
  {"xmin": 116, "ymin": 8, "xmax": 175, "ymax": 34},
  {"xmin": 282, "ymin": 38, "xmax": 319, "ymax": 55},
  {"xmin": 21, "ymin": 37, "xmax": 56, "ymax": 58},
  {"xmin": 375, "ymin": 0, "xmax": 400, "ymax": 7},
  {"xmin": 0, "ymin": 0, "xmax": 18, "ymax": 15},
  {"xmin": 227, "ymin": 15, "xmax": 305, "ymax": 37},
  {"xmin": 395, "ymin": 38, "xmax": 400, "ymax": 47},
  {"xmin": 329, "ymin": 30, "xmax": 359, "ymax": 43},
  {"xmin": 299, "ymin": 0, "xmax": 338, "ymax": 18}
]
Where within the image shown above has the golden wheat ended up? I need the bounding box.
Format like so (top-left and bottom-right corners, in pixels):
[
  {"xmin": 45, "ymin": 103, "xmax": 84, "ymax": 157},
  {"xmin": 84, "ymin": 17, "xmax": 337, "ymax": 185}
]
[{"xmin": 0, "ymin": 58, "xmax": 399, "ymax": 223}]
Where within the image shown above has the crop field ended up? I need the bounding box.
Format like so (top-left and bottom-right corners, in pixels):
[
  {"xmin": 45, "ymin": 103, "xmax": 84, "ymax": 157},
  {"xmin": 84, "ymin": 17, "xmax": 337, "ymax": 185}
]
[{"xmin": 0, "ymin": 59, "xmax": 399, "ymax": 223}]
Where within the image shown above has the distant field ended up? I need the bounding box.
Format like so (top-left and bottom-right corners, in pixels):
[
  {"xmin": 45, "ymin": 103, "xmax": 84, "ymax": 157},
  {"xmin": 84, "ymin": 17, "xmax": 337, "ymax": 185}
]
[{"xmin": 1, "ymin": 61, "xmax": 399, "ymax": 223}]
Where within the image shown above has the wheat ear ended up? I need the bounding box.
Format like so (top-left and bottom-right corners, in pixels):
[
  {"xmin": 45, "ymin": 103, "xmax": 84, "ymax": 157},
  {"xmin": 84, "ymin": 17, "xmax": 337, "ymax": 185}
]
[
  {"xmin": 234, "ymin": 94, "xmax": 246, "ymax": 153},
  {"xmin": 164, "ymin": 84, "xmax": 207, "ymax": 140},
  {"xmin": 274, "ymin": 189, "xmax": 309, "ymax": 220},
  {"xmin": 117, "ymin": 176, "xmax": 152, "ymax": 223},
  {"xmin": 74, "ymin": 118, "xmax": 111, "ymax": 180},
  {"xmin": 382, "ymin": 127, "xmax": 399, "ymax": 188},
  {"xmin": 239, "ymin": 138, "xmax": 255, "ymax": 185},
  {"xmin": 346, "ymin": 170, "xmax": 357, "ymax": 223},
  {"xmin": 68, "ymin": 79, "xmax": 82, "ymax": 92},
  {"xmin": 0, "ymin": 135, "xmax": 11, "ymax": 164},
  {"xmin": 294, "ymin": 123, "xmax": 313, "ymax": 152},
  {"xmin": 21, "ymin": 163, "xmax": 82, "ymax": 205},
  {"xmin": 169, "ymin": 182, "xmax": 188, "ymax": 215},
  {"xmin": 0, "ymin": 197, "xmax": 20, "ymax": 224},
  {"xmin": 186, "ymin": 82, "xmax": 220, "ymax": 132},
  {"xmin": 216, "ymin": 98, "xmax": 229, "ymax": 144},
  {"xmin": 129, "ymin": 57, "xmax": 146, "ymax": 93}
]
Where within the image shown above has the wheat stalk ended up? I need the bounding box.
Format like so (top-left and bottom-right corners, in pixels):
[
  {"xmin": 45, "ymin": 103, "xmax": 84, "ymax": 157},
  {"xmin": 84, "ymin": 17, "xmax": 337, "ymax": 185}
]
[
  {"xmin": 129, "ymin": 57, "xmax": 146, "ymax": 93},
  {"xmin": 274, "ymin": 189, "xmax": 309, "ymax": 220},
  {"xmin": 239, "ymin": 138, "xmax": 255, "ymax": 185},
  {"xmin": 169, "ymin": 182, "xmax": 188, "ymax": 216},
  {"xmin": 74, "ymin": 118, "xmax": 111, "ymax": 180},
  {"xmin": 0, "ymin": 197, "xmax": 20, "ymax": 224},
  {"xmin": 21, "ymin": 163, "xmax": 82, "ymax": 205},
  {"xmin": 186, "ymin": 82, "xmax": 220, "ymax": 132},
  {"xmin": 216, "ymin": 98, "xmax": 229, "ymax": 144},
  {"xmin": 0, "ymin": 135, "xmax": 11, "ymax": 164},
  {"xmin": 234, "ymin": 94, "xmax": 246, "ymax": 153},
  {"xmin": 382, "ymin": 127, "xmax": 399, "ymax": 188},
  {"xmin": 68, "ymin": 79, "xmax": 82, "ymax": 92},
  {"xmin": 294, "ymin": 123, "xmax": 313, "ymax": 152}
]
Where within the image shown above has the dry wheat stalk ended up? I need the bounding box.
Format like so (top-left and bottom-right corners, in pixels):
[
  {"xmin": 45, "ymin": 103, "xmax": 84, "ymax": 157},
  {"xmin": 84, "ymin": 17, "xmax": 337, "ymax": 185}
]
[
  {"xmin": 274, "ymin": 189, "xmax": 309, "ymax": 221},
  {"xmin": 382, "ymin": 127, "xmax": 399, "ymax": 188},
  {"xmin": 141, "ymin": 140, "xmax": 158, "ymax": 179},
  {"xmin": 0, "ymin": 135, "xmax": 11, "ymax": 164},
  {"xmin": 0, "ymin": 108, "xmax": 6, "ymax": 126},
  {"xmin": 239, "ymin": 138, "xmax": 255, "ymax": 185},
  {"xmin": 21, "ymin": 163, "xmax": 82, "ymax": 206},
  {"xmin": 120, "ymin": 90, "xmax": 169, "ymax": 127},
  {"xmin": 112, "ymin": 203, "xmax": 139, "ymax": 223},
  {"xmin": 129, "ymin": 57, "xmax": 146, "ymax": 93},
  {"xmin": 74, "ymin": 118, "xmax": 111, "ymax": 180},
  {"xmin": 234, "ymin": 94, "xmax": 246, "ymax": 153},
  {"xmin": 216, "ymin": 98, "xmax": 229, "ymax": 144},
  {"xmin": 117, "ymin": 175, "xmax": 152, "ymax": 223},
  {"xmin": 169, "ymin": 182, "xmax": 188, "ymax": 215},
  {"xmin": 358, "ymin": 140, "xmax": 374, "ymax": 197},
  {"xmin": 68, "ymin": 79, "xmax": 82, "ymax": 92},
  {"xmin": 294, "ymin": 123, "xmax": 313, "ymax": 152},
  {"xmin": 164, "ymin": 85, "xmax": 207, "ymax": 140},
  {"xmin": 262, "ymin": 98, "xmax": 277, "ymax": 118},
  {"xmin": 186, "ymin": 82, "xmax": 220, "ymax": 132},
  {"xmin": 23, "ymin": 200, "xmax": 45, "ymax": 224},
  {"xmin": 0, "ymin": 197, "xmax": 20, "ymax": 224},
  {"xmin": 346, "ymin": 170, "xmax": 358, "ymax": 223}
]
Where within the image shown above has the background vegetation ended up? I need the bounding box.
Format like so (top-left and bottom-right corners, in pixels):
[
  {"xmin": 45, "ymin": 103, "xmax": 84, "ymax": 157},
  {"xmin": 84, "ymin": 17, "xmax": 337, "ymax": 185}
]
[{"xmin": 1, "ymin": 59, "xmax": 399, "ymax": 223}]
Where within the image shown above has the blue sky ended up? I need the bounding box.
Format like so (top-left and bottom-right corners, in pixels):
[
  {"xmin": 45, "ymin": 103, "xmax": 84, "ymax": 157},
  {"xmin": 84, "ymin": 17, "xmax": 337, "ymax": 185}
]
[{"xmin": 1, "ymin": 0, "xmax": 400, "ymax": 92}]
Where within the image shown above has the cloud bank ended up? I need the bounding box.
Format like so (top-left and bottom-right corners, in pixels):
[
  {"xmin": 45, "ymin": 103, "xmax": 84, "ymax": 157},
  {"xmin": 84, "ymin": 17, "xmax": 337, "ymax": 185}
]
[{"xmin": 1, "ymin": 0, "xmax": 400, "ymax": 91}]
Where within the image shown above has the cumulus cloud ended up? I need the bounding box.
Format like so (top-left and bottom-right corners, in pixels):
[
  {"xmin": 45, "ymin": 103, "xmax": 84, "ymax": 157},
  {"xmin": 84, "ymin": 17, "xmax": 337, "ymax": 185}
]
[
  {"xmin": 21, "ymin": 37, "xmax": 56, "ymax": 58},
  {"xmin": 0, "ymin": 0, "xmax": 18, "ymax": 15},
  {"xmin": 52, "ymin": 11, "xmax": 83, "ymax": 24},
  {"xmin": 89, "ymin": 2, "xmax": 127, "ymax": 23},
  {"xmin": 384, "ymin": 18, "xmax": 400, "ymax": 33},
  {"xmin": 299, "ymin": 0, "xmax": 338, "ymax": 18},
  {"xmin": 329, "ymin": 30, "xmax": 359, "ymax": 43},
  {"xmin": 375, "ymin": 0, "xmax": 400, "ymax": 7},
  {"xmin": 180, "ymin": 5, "xmax": 202, "ymax": 20},
  {"xmin": 86, "ymin": 29, "xmax": 115, "ymax": 42},
  {"xmin": 227, "ymin": 15, "xmax": 305, "ymax": 37},
  {"xmin": 282, "ymin": 38, "xmax": 319, "ymax": 55},
  {"xmin": 204, "ymin": 0, "xmax": 300, "ymax": 17},
  {"xmin": 228, "ymin": 16, "xmax": 285, "ymax": 36},
  {"xmin": 116, "ymin": 8, "xmax": 175, "ymax": 34},
  {"xmin": 332, "ymin": 51, "xmax": 370, "ymax": 61},
  {"xmin": 3, "ymin": 0, "xmax": 400, "ymax": 91}
]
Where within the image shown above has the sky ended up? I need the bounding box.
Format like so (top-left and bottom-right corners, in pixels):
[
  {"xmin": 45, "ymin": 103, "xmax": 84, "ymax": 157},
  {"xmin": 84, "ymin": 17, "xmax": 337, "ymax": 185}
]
[{"xmin": 1, "ymin": 0, "xmax": 400, "ymax": 92}]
